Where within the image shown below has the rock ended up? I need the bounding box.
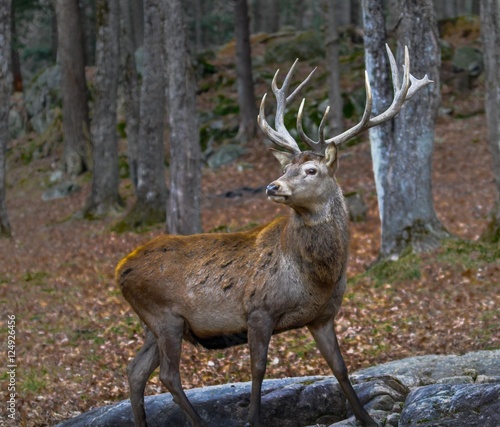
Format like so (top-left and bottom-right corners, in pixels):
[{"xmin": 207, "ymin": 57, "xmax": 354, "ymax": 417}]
[
  {"xmin": 56, "ymin": 351, "xmax": 500, "ymax": 427},
  {"xmin": 352, "ymin": 350, "xmax": 500, "ymax": 387},
  {"xmin": 399, "ymin": 383, "xmax": 500, "ymax": 427},
  {"xmin": 344, "ymin": 191, "xmax": 367, "ymax": 222},
  {"xmin": 452, "ymin": 46, "xmax": 483, "ymax": 77},
  {"xmin": 55, "ymin": 376, "xmax": 347, "ymax": 427},
  {"xmin": 42, "ymin": 181, "xmax": 81, "ymax": 201},
  {"xmin": 451, "ymin": 46, "xmax": 484, "ymax": 91},
  {"xmin": 9, "ymin": 108, "xmax": 25, "ymax": 139},
  {"xmin": 206, "ymin": 144, "xmax": 245, "ymax": 169},
  {"xmin": 24, "ymin": 65, "xmax": 62, "ymax": 134}
]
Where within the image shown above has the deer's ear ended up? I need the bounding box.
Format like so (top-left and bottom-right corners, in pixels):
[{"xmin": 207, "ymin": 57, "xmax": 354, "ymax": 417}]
[
  {"xmin": 324, "ymin": 144, "xmax": 339, "ymax": 174},
  {"xmin": 270, "ymin": 149, "xmax": 294, "ymax": 168}
]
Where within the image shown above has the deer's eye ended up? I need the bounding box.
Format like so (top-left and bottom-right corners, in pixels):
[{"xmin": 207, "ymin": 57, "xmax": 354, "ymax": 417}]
[{"xmin": 306, "ymin": 168, "xmax": 317, "ymax": 175}]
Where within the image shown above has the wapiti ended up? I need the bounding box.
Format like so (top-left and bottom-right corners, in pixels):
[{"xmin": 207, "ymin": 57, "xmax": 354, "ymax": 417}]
[{"xmin": 116, "ymin": 45, "xmax": 431, "ymax": 427}]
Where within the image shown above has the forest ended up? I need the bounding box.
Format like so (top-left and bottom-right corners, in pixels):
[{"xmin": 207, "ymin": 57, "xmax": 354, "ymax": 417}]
[{"xmin": 0, "ymin": 0, "xmax": 499, "ymax": 426}]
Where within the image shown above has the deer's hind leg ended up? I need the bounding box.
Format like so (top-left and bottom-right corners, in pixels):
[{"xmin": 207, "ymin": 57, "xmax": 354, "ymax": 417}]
[
  {"xmin": 127, "ymin": 328, "xmax": 160, "ymax": 427},
  {"xmin": 155, "ymin": 314, "xmax": 204, "ymax": 427},
  {"xmin": 307, "ymin": 317, "xmax": 378, "ymax": 427}
]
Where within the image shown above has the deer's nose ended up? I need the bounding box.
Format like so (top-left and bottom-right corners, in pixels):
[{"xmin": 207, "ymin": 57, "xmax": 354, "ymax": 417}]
[{"xmin": 266, "ymin": 183, "xmax": 280, "ymax": 196}]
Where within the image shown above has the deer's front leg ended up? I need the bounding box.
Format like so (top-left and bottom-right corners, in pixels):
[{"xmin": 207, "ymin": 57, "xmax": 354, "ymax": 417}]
[
  {"xmin": 307, "ymin": 317, "xmax": 379, "ymax": 427},
  {"xmin": 246, "ymin": 311, "xmax": 275, "ymax": 427}
]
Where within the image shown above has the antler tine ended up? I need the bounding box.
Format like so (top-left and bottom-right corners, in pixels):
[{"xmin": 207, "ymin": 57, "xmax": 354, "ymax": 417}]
[
  {"xmin": 258, "ymin": 93, "xmax": 300, "ymax": 153},
  {"xmin": 258, "ymin": 59, "xmax": 316, "ymax": 154},
  {"xmin": 297, "ymin": 99, "xmax": 331, "ymax": 154},
  {"xmin": 327, "ymin": 70, "xmax": 373, "ymax": 146},
  {"xmin": 326, "ymin": 44, "xmax": 432, "ymax": 146}
]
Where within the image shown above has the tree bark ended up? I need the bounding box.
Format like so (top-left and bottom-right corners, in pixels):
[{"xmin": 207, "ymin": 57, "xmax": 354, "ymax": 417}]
[
  {"xmin": 55, "ymin": 0, "xmax": 91, "ymax": 176},
  {"xmin": 79, "ymin": 0, "xmax": 96, "ymax": 66},
  {"xmin": 268, "ymin": 0, "xmax": 280, "ymax": 33},
  {"xmin": 480, "ymin": 0, "xmax": 500, "ymax": 243},
  {"xmin": 323, "ymin": 0, "xmax": 344, "ymax": 136},
  {"xmin": 10, "ymin": 4, "xmax": 22, "ymax": 92},
  {"xmin": 363, "ymin": 0, "xmax": 448, "ymax": 260},
  {"xmin": 119, "ymin": 0, "xmax": 141, "ymax": 191},
  {"xmin": 165, "ymin": 0, "xmax": 202, "ymax": 235},
  {"xmin": 82, "ymin": 0, "xmax": 123, "ymax": 218},
  {"xmin": 251, "ymin": 0, "xmax": 264, "ymax": 33},
  {"xmin": 123, "ymin": 0, "xmax": 167, "ymax": 228},
  {"xmin": 234, "ymin": 0, "xmax": 258, "ymax": 143},
  {"xmin": 0, "ymin": 0, "xmax": 12, "ymax": 237}
]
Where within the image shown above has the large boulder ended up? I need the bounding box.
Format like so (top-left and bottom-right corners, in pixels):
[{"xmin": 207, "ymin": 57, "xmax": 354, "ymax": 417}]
[
  {"xmin": 399, "ymin": 383, "xmax": 500, "ymax": 427},
  {"xmin": 56, "ymin": 350, "xmax": 500, "ymax": 427},
  {"xmin": 23, "ymin": 65, "xmax": 61, "ymax": 134}
]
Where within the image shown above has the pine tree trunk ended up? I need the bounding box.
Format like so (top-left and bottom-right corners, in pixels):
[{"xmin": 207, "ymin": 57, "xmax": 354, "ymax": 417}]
[
  {"xmin": 0, "ymin": 0, "xmax": 12, "ymax": 237},
  {"xmin": 119, "ymin": 0, "xmax": 141, "ymax": 191},
  {"xmin": 55, "ymin": 0, "xmax": 91, "ymax": 176},
  {"xmin": 363, "ymin": 0, "xmax": 448, "ymax": 259},
  {"xmin": 82, "ymin": 0, "xmax": 123, "ymax": 218},
  {"xmin": 324, "ymin": 0, "xmax": 344, "ymax": 136},
  {"xmin": 234, "ymin": 0, "xmax": 258, "ymax": 143},
  {"xmin": 165, "ymin": 0, "xmax": 202, "ymax": 235},
  {"xmin": 124, "ymin": 0, "xmax": 167, "ymax": 228},
  {"xmin": 480, "ymin": 0, "xmax": 500, "ymax": 243}
]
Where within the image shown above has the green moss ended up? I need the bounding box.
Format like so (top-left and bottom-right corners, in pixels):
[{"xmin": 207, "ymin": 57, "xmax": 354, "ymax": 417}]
[
  {"xmin": 437, "ymin": 238, "xmax": 500, "ymax": 269},
  {"xmin": 111, "ymin": 203, "xmax": 165, "ymax": 233},
  {"xmin": 358, "ymin": 248, "xmax": 422, "ymax": 287}
]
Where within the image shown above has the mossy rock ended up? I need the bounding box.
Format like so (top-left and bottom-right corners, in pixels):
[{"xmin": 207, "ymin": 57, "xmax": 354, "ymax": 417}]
[{"xmin": 264, "ymin": 31, "xmax": 325, "ymax": 64}]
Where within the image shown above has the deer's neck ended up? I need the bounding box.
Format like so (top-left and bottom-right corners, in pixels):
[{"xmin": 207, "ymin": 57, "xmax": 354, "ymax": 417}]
[{"xmin": 282, "ymin": 194, "xmax": 349, "ymax": 287}]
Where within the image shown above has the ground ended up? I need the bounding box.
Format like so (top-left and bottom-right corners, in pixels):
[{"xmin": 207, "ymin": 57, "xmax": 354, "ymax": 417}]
[{"xmin": 1, "ymin": 30, "xmax": 499, "ymax": 427}]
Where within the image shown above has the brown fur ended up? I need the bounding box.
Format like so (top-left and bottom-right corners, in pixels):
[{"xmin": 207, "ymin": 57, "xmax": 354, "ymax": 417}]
[{"xmin": 116, "ymin": 151, "xmax": 377, "ymax": 427}]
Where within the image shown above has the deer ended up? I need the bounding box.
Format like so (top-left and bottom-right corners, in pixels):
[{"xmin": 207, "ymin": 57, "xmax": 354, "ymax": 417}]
[{"xmin": 116, "ymin": 44, "xmax": 431, "ymax": 427}]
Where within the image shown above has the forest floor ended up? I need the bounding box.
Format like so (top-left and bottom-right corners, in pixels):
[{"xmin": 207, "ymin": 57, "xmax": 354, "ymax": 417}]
[
  {"xmin": 2, "ymin": 95, "xmax": 499, "ymax": 426},
  {"xmin": 1, "ymin": 29, "xmax": 500, "ymax": 427}
]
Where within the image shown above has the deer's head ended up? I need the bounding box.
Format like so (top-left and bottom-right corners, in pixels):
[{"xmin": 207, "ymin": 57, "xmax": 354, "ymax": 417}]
[{"xmin": 258, "ymin": 45, "xmax": 432, "ymax": 212}]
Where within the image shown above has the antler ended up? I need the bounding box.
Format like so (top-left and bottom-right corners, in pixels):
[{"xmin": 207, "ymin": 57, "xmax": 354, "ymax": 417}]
[
  {"xmin": 297, "ymin": 44, "xmax": 433, "ymax": 153},
  {"xmin": 258, "ymin": 59, "xmax": 317, "ymax": 154}
]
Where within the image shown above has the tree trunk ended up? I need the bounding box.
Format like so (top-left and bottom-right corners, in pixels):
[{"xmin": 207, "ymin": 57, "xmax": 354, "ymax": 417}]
[
  {"xmin": 10, "ymin": 4, "xmax": 22, "ymax": 92},
  {"xmin": 336, "ymin": 0, "xmax": 351, "ymax": 27},
  {"xmin": 295, "ymin": 0, "xmax": 305, "ymax": 30},
  {"xmin": 119, "ymin": 0, "xmax": 141, "ymax": 191},
  {"xmin": 0, "ymin": 0, "xmax": 12, "ymax": 237},
  {"xmin": 363, "ymin": 0, "xmax": 448, "ymax": 260},
  {"xmin": 268, "ymin": 0, "xmax": 280, "ymax": 33},
  {"xmin": 79, "ymin": 0, "xmax": 96, "ymax": 66},
  {"xmin": 130, "ymin": 0, "xmax": 144, "ymax": 48},
  {"xmin": 165, "ymin": 0, "xmax": 202, "ymax": 235},
  {"xmin": 123, "ymin": 0, "xmax": 167, "ymax": 228},
  {"xmin": 82, "ymin": 0, "xmax": 123, "ymax": 218},
  {"xmin": 251, "ymin": 0, "xmax": 264, "ymax": 33},
  {"xmin": 323, "ymin": 0, "xmax": 344, "ymax": 136},
  {"xmin": 55, "ymin": 0, "xmax": 91, "ymax": 176},
  {"xmin": 234, "ymin": 0, "xmax": 258, "ymax": 143},
  {"xmin": 480, "ymin": 0, "xmax": 500, "ymax": 243}
]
